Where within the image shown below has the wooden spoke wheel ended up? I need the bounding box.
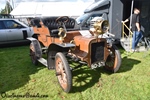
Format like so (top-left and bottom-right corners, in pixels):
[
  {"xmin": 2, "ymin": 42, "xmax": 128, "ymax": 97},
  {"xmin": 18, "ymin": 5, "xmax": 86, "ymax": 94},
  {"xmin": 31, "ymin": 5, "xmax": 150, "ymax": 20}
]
[
  {"xmin": 55, "ymin": 52, "xmax": 72, "ymax": 93},
  {"xmin": 104, "ymin": 45, "xmax": 121, "ymax": 73}
]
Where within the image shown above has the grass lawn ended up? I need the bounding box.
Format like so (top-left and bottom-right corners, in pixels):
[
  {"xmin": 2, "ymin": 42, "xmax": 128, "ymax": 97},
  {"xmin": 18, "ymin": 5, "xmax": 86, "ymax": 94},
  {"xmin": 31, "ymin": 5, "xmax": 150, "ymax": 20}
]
[{"xmin": 0, "ymin": 45, "xmax": 150, "ymax": 100}]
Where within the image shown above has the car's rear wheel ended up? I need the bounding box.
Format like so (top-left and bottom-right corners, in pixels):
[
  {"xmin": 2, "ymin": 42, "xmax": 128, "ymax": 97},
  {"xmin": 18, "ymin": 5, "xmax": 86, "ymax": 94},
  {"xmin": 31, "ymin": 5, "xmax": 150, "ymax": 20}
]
[
  {"xmin": 104, "ymin": 45, "xmax": 121, "ymax": 73},
  {"xmin": 30, "ymin": 43, "xmax": 38, "ymax": 65},
  {"xmin": 55, "ymin": 52, "xmax": 72, "ymax": 93}
]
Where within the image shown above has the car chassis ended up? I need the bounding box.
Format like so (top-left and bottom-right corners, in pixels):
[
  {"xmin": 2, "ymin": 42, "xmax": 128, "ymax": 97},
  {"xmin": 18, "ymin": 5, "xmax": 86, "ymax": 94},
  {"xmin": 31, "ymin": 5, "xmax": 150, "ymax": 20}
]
[{"xmin": 27, "ymin": 16, "xmax": 121, "ymax": 93}]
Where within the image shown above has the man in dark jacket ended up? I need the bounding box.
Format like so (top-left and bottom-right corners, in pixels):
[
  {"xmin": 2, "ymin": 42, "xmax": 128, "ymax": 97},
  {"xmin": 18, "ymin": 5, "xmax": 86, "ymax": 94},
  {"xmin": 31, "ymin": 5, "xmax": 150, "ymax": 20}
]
[{"xmin": 122, "ymin": 8, "xmax": 143, "ymax": 52}]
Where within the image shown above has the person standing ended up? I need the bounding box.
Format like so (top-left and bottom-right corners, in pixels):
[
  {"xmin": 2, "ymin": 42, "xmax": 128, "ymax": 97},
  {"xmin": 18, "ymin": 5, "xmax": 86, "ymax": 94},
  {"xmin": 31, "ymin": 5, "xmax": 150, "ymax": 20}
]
[{"xmin": 122, "ymin": 8, "xmax": 143, "ymax": 52}]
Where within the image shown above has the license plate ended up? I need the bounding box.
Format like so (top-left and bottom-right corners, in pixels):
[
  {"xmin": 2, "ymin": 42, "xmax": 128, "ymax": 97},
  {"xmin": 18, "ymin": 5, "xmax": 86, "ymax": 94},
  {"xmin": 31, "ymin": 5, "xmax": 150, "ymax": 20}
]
[{"xmin": 91, "ymin": 61, "xmax": 105, "ymax": 69}]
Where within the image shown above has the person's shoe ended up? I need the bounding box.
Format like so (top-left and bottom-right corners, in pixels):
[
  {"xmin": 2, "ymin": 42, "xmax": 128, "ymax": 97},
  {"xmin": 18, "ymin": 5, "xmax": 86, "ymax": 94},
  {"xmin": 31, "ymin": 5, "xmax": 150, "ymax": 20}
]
[
  {"xmin": 132, "ymin": 49, "xmax": 139, "ymax": 52},
  {"xmin": 135, "ymin": 49, "xmax": 139, "ymax": 52},
  {"xmin": 130, "ymin": 49, "xmax": 137, "ymax": 53}
]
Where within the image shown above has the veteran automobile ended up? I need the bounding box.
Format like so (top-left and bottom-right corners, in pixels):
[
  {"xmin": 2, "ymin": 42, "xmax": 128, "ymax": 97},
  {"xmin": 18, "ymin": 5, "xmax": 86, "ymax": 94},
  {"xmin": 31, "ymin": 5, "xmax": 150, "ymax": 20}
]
[{"xmin": 27, "ymin": 16, "xmax": 122, "ymax": 93}]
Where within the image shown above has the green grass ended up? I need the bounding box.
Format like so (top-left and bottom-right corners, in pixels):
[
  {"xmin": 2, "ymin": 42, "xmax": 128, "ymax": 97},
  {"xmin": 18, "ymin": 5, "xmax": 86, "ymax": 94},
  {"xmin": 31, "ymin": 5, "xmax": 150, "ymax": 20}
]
[{"xmin": 0, "ymin": 45, "xmax": 150, "ymax": 100}]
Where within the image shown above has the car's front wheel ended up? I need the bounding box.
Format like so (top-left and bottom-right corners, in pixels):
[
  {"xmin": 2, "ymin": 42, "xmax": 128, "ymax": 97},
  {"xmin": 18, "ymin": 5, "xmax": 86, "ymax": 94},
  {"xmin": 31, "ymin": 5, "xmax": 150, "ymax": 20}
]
[
  {"xmin": 55, "ymin": 52, "xmax": 72, "ymax": 93},
  {"xmin": 104, "ymin": 45, "xmax": 121, "ymax": 73}
]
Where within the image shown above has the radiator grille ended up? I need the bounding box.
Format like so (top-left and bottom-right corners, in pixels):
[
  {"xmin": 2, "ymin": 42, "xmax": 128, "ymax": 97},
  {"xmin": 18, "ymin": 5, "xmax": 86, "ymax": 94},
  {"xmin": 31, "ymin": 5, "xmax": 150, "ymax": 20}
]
[{"xmin": 91, "ymin": 42, "xmax": 105, "ymax": 63}]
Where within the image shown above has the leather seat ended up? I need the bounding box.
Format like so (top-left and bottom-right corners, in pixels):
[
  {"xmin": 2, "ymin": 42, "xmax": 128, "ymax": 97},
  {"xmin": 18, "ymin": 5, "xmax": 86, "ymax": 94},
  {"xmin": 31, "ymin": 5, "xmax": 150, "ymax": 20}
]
[
  {"xmin": 41, "ymin": 17, "xmax": 78, "ymax": 37},
  {"xmin": 30, "ymin": 18, "xmax": 41, "ymax": 27}
]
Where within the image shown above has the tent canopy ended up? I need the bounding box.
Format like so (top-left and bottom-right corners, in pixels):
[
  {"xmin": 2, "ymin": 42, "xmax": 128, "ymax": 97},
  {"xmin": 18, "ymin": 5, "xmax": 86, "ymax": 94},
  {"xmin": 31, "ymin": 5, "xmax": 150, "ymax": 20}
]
[{"xmin": 10, "ymin": 2, "xmax": 92, "ymax": 18}]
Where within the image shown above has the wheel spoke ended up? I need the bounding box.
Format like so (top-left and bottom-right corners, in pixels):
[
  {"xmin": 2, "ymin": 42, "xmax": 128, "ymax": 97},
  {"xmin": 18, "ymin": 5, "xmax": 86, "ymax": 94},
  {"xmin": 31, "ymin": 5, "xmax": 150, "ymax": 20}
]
[
  {"xmin": 57, "ymin": 60, "xmax": 67, "ymax": 86},
  {"xmin": 62, "ymin": 73, "xmax": 67, "ymax": 83}
]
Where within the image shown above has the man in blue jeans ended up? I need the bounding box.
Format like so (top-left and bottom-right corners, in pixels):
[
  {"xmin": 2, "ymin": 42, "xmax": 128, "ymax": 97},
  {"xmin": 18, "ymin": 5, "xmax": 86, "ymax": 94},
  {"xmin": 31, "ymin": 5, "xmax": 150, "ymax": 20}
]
[{"xmin": 122, "ymin": 8, "xmax": 143, "ymax": 52}]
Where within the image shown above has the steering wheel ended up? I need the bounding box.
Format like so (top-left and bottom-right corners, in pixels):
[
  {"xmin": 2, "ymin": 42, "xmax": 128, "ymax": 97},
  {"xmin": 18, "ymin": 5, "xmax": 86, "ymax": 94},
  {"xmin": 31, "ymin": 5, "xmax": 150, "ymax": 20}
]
[
  {"xmin": 56, "ymin": 16, "xmax": 69, "ymax": 24},
  {"xmin": 56, "ymin": 16, "xmax": 69, "ymax": 32}
]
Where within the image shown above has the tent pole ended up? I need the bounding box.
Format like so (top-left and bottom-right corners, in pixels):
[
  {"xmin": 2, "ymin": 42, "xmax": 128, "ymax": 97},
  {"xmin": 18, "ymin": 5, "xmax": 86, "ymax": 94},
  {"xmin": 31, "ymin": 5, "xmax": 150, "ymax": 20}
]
[
  {"xmin": 129, "ymin": 0, "xmax": 134, "ymax": 29},
  {"xmin": 12, "ymin": 0, "xmax": 14, "ymax": 9},
  {"xmin": 129, "ymin": 0, "xmax": 134, "ymax": 50}
]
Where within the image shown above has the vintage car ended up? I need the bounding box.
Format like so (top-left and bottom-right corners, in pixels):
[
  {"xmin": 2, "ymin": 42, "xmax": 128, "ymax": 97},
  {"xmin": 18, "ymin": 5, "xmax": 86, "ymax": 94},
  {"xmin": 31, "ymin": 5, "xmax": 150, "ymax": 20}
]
[{"xmin": 27, "ymin": 16, "xmax": 121, "ymax": 93}]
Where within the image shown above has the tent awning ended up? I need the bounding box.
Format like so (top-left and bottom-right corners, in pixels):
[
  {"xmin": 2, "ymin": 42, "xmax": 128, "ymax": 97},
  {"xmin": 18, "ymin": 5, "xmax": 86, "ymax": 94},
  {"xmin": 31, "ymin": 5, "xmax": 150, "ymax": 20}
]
[{"xmin": 10, "ymin": 2, "xmax": 92, "ymax": 17}]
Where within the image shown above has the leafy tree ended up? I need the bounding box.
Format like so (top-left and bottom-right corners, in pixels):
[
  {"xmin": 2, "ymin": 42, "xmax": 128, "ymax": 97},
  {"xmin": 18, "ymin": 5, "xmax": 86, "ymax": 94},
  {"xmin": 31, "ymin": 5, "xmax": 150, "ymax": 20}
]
[
  {"xmin": 0, "ymin": 1, "xmax": 13, "ymax": 14},
  {"xmin": 0, "ymin": 9, "xmax": 6, "ymax": 14}
]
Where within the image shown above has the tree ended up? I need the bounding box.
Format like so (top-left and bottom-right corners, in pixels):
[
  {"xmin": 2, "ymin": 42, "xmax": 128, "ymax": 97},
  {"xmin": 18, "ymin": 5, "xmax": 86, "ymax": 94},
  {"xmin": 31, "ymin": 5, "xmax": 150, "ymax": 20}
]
[
  {"xmin": 0, "ymin": 1, "xmax": 13, "ymax": 14},
  {"xmin": 0, "ymin": 9, "xmax": 6, "ymax": 14}
]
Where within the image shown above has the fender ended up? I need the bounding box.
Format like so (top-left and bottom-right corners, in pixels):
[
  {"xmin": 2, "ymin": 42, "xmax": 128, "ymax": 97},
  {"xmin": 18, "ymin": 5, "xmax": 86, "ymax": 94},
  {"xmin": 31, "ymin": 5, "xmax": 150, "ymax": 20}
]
[
  {"xmin": 27, "ymin": 37, "xmax": 42, "ymax": 58},
  {"xmin": 47, "ymin": 43, "xmax": 75, "ymax": 69},
  {"xmin": 48, "ymin": 43, "xmax": 75, "ymax": 53}
]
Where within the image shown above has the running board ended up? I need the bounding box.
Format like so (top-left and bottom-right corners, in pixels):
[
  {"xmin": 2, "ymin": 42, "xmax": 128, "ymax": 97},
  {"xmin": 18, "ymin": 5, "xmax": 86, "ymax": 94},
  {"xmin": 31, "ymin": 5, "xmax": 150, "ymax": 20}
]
[{"xmin": 38, "ymin": 58, "xmax": 48, "ymax": 67}]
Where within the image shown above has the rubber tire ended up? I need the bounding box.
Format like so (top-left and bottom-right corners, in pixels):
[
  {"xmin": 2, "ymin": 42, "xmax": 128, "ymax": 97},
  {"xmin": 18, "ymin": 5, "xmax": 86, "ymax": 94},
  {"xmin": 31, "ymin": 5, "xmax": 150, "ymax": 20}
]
[
  {"xmin": 104, "ymin": 45, "xmax": 121, "ymax": 73},
  {"xmin": 55, "ymin": 52, "xmax": 72, "ymax": 93}
]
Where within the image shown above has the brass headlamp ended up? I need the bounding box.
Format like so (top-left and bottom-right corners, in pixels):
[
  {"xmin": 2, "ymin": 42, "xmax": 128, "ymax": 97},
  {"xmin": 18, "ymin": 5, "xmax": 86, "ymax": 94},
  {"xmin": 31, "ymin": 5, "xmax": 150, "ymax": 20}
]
[
  {"xmin": 93, "ymin": 19, "xmax": 109, "ymax": 36},
  {"xmin": 58, "ymin": 28, "xmax": 66, "ymax": 42}
]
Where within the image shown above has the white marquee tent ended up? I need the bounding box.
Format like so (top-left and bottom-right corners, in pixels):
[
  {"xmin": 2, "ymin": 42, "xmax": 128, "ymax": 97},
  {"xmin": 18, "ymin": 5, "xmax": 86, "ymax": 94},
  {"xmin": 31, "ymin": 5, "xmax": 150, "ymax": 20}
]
[{"xmin": 10, "ymin": 1, "xmax": 92, "ymax": 18}]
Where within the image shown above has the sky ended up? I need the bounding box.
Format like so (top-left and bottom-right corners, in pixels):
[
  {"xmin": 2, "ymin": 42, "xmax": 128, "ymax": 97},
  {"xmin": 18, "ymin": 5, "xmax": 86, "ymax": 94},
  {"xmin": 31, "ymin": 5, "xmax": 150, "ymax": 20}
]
[{"xmin": 0, "ymin": 0, "xmax": 94, "ymax": 10}]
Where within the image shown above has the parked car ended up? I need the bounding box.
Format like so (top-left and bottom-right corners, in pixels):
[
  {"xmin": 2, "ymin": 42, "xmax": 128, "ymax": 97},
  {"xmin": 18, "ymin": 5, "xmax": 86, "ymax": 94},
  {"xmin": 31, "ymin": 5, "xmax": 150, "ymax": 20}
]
[{"xmin": 0, "ymin": 19, "xmax": 34, "ymax": 45}]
